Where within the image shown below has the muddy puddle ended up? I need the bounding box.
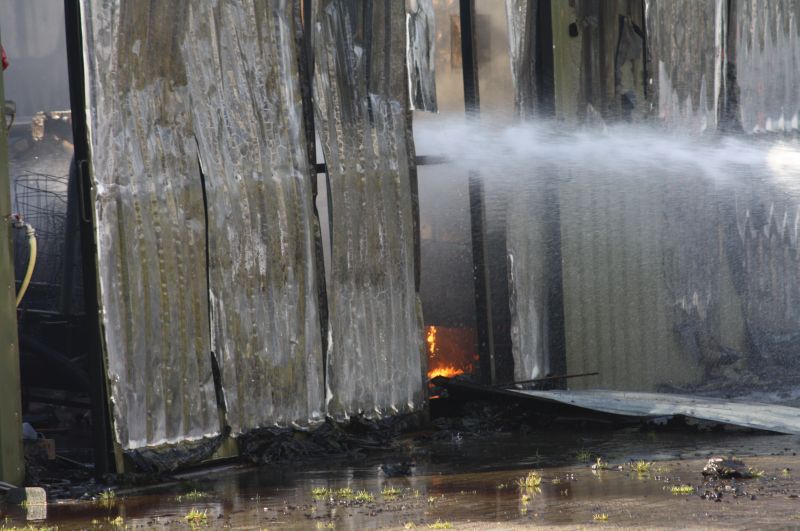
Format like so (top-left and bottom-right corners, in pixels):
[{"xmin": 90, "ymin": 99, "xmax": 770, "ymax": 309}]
[{"xmin": 3, "ymin": 428, "xmax": 800, "ymax": 529}]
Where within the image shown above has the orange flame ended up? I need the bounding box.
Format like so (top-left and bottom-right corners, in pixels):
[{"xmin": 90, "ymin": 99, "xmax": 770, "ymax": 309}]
[
  {"xmin": 425, "ymin": 325, "xmax": 477, "ymax": 382},
  {"xmin": 426, "ymin": 326, "xmax": 437, "ymax": 357},
  {"xmin": 428, "ymin": 365, "xmax": 465, "ymax": 379}
]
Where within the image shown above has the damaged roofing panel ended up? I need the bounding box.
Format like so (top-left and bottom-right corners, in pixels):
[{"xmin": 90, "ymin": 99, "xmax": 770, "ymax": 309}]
[
  {"xmin": 406, "ymin": 0, "xmax": 438, "ymax": 112},
  {"xmin": 734, "ymin": 0, "xmax": 800, "ymax": 133},
  {"xmin": 516, "ymin": 389, "xmax": 800, "ymax": 435},
  {"xmin": 81, "ymin": 1, "xmax": 220, "ymax": 451},
  {"xmin": 314, "ymin": 0, "xmax": 426, "ymax": 419},
  {"xmin": 436, "ymin": 378, "xmax": 800, "ymax": 435},
  {"xmin": 183, "ymin": 0, "xmax": 324, "ymax": 434}
]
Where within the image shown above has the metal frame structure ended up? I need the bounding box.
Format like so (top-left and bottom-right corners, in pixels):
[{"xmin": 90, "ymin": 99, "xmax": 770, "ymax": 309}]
[{"xmin": 0, "ymin": 27, "xmax": 25, "ymax": 485}]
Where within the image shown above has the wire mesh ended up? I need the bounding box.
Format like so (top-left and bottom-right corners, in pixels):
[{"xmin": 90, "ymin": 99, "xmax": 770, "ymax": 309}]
[{"xmin": 12, "ymin": 170, "xmax": 80, "ymax": 313}]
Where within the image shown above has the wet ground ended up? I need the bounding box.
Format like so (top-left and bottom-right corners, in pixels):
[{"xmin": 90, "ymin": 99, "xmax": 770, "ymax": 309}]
[{"xmin": 4, "ymin": 426, "xmax": 800, "ymax": 529}]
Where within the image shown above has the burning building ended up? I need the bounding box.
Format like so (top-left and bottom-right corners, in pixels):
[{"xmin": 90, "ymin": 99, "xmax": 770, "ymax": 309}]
[{"xmin": 2, "ymin": 0, "xmax": 800, "ymax": 488}]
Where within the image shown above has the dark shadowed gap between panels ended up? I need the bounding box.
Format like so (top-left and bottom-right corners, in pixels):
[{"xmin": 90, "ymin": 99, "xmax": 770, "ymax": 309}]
[
  {"xmin": 459, "ymin": 0, "xmax": 498, "ymax": 386},
  {"xmin": 297, "ymin": 0, "xmax": 330, "ymax": 393},
  {"xmin": 63, "ymin": 0, "xmax": 114, "ymax": 477}
]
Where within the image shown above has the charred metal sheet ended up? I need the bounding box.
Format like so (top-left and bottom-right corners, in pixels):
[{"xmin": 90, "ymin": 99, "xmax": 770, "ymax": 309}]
[
  {"xmin": 436, "ymin": 377, "xmax": 800, "ymax": 434},
  {"xmin": 184, "ymin": 1, "xmax": 324, "ymax": 434},
  {"xmin": 406, "ymin": 0, "xmax": 438, "ymax": 113},
  {"xmin": 81, "ymin": 1, "xmax": 220, "ymax": 452},
  {"xmin": 313, "ymin": 0, "xmax": 426, "ymax": 420},
  {"xmin": 514, "ymin": 390, "xmax": 800, "ymax": 435},
  {"xmin": 645, "ymin": 0, "xmax": 725, "ymax": 131},
  {"xmin": 734, "ymin": 0, "xmax": 800, "ymax": 133}
]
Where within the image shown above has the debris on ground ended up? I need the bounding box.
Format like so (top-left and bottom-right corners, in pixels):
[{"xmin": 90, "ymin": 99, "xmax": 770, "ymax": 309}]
[{"xmin": 702, "ymin": 457, "xmax": 762, "ymax": 479}]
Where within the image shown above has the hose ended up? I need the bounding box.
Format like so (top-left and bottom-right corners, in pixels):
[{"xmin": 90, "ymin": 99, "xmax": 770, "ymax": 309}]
[{"xmin": 11, "ymin": 217, "xmax": 36, "ymax": 307}]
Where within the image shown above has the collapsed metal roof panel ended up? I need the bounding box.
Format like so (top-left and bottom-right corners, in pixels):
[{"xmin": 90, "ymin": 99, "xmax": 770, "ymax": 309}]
[
  {"xmin": 516, "ymin": 389, "xmax": 800, "ymax": 435},
  {"xmin": 436, "ymin": 378, "xmax": 800, "ymax": 435}
]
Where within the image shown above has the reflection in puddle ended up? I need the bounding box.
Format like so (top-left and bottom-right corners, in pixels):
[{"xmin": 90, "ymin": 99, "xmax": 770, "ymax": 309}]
[{"xmin": 3, "ymin": 428, "xmax": 800, "ymax": 529}]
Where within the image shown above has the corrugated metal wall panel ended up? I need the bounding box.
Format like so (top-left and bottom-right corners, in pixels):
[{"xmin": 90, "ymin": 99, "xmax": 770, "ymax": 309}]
[
  {"xmin": 82, "ymin": 1, "xmax": 220, "ymax": 451},
  {"xmin": 184, "ymin": 1, "xmax": 324, "ymax": 434},
  {"xmin": 645, "ymin": 0, "xmax": 725, "ymax": 131},
  {"xmin": 313, "ymin": 0, "xmax": 426, "ymax": 419},
  {"xmin": 559, "ymin": 172, "xmax": 704, "ymax": 391},
  {"xmin": 511, "ymin": 164, "xmax": 754, "ymax": 393},
  {"xmin": 506, "ymin": 185, "xmax": 549, "ymax": 381},
  {"xmin": 505, "ymin": 0, "xmax": 537, "ymax": 118},
  {"xmin": 407, "ymin": 0, "xmax": 438, "ymax": 112},
  {"xmin": 734, "ymin": 0, "xmax": 800, "ymax": 133}
]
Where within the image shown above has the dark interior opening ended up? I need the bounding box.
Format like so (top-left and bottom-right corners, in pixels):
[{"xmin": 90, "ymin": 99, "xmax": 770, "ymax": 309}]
[{"xmin": 3, "ymin": 0, "xmax": 111, "ymax": 478}]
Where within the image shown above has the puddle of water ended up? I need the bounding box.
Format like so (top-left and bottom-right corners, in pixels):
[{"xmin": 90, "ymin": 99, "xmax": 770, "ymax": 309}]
[{"xmin": 3, "ymin": 428, "xmax": 800, "ymax": 529}]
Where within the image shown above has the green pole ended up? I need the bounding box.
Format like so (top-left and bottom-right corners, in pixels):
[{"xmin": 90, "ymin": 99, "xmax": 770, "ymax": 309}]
[{"xmin": 0, "ymin": 34, "xmax": 25, "ymax": 486}]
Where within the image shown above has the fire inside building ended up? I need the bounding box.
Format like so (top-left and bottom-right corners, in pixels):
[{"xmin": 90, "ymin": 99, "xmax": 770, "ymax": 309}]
[{"xmin": 1, "ymin": 1, "xmax": 800, "ymax": 507}]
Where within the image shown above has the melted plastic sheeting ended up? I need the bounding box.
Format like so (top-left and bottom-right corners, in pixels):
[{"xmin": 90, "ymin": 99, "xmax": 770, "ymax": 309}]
[
  {"xmin": 734, "ymin": 0, "xmax": 800, "ymax": 133},
  {"xmin": 644, "ymin": 0, "xmax": 725, "ymax": 131},
  {"xmin": 183, "ymin": 1, "xmax": 324, "ymax": 434},
  {"xmin": 406, "ymin": 0, "xmax": 438, "ymax": 113},
  {"xmin": 81, "ymin": 2, "xmax": 219, "ymax": 450},
  {"xmin": 313, "ymin": 0, "xmax": 426, "ymax": 420},
  {"xmin": 505, "ymin": 0, "xmax": 537, "ymax": 117}
]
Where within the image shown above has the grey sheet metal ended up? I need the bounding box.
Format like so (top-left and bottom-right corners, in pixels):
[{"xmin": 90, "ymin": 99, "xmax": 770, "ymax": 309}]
[
  {"xmin": 313, "ymin": 0, "xmax": 426, "ymax": 420},
  {"xmin": 406, "ymin": 0, "xmax": 438, "ymax": 113},
  {"xmin": 512, "ymin": 389, "xmax": 800, "ymax": 435},
  {"xmin": 505, "ymin": 0, "xmax": 537, "ymax": 117},
  {"xmin": 506, "ymin": 185, "xmax": 550, "ymax": 382},
  {"xmin": 644, "ymin": 0, "xmax": 725, "ymax": 131},
  {"xmin": 734, "ymin": 0, "xmax": 800, "ymax": 133},
  {"xmin": 183, "ymin": 1, "xmax": 324, "ymax": 434},
  {"xmin": 81, "ymin": 1, "xmax": 220, "ymax": 451}
]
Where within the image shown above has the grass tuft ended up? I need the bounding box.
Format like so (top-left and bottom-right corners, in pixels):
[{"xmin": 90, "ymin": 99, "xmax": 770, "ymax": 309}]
[
  {"xmin": 311, "ymin": 487, "xmax": 331, "ymax": 499},
  {"xmin": 516, "ymin": 471, "xmax": 543, "ymax": 488},
  {"xmin": 177, "ymin": 490, "xmax": 209, "ymax": 502},
  {"xmin": 184, "ymin": 508, "xmax": 208, "ymax": 526},
  {"xmin": 670, "ymin": 485, "xmax": 694, "ymax": 495},
  {"xmin": 593, "ymin": 513, "xmax": 609, "ymax": 521},
  {"xmin": 353, "ymin": 490, "xmax": 374, "ymax": 503},
  {"xmin": 428, "ymin": 520, "xmax": 453, "ymax": 529},
  {"xmin": 629, "ymin": 460, "xmax": 653, "ymax": 474},
  {"xmin": 97, "ymin": 489, "xmax": 117, "ymax": 508},
  {"xmin": 381, "ymin": 486, "xmax": 402, "ymax": 498}
]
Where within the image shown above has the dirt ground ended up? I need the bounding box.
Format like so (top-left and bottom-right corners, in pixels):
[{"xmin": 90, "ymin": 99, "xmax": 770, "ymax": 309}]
[{"xmin": 3, "ymin": 425, "xmax": 800, "ymax": 529}]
